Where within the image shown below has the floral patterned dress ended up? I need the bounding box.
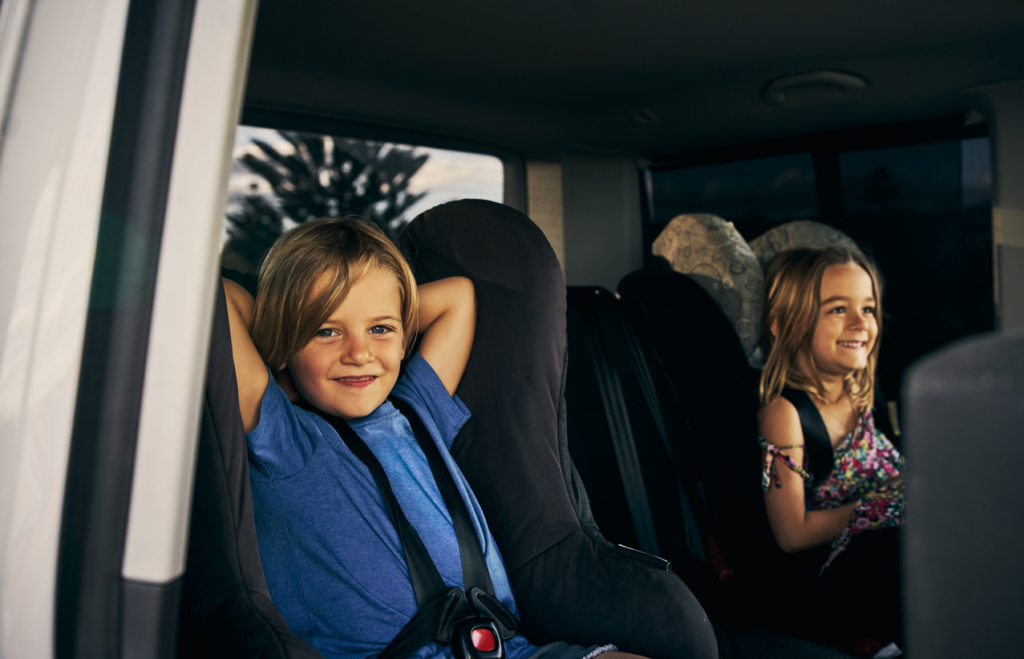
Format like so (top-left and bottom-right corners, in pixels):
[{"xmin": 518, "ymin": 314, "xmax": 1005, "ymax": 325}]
[{"xmin": 760, "ymin": 410, "xmax": 905, "ymax": 572}]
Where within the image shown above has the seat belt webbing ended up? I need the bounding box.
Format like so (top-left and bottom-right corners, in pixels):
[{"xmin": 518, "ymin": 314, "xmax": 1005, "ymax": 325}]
[
  {"xmin": 390, "ymin": 397, "xmax": 497, "ymax": 598},
  {"xmin": 615, "ymin": 315, "xmax": 706, "ymax": 561},
  {"xmin": 304, "ymin": 397, "xmax": 517, "ymax": 659},
  {"xmin": 780, "ymin": 388, "xmax": 834, "ymax": 487},
  {"xmin": 576, "ymin": 295, "xmax": 660, "ymax": 557}
]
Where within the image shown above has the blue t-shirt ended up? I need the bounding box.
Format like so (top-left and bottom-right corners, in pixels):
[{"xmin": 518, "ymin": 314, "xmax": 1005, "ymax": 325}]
[{"xmin": 246, "ymin": 353, "xmax": 537, "ymax": 659}]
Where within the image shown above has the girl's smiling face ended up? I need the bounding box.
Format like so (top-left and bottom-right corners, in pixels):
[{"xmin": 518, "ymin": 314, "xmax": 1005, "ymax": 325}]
[
  {"xmin": 810, "ymin": 263, "xmax": 878, "ymax": 379},
  {"xmin": 285, "ymin": 267, "xmax": 406, "ymax": 419}
]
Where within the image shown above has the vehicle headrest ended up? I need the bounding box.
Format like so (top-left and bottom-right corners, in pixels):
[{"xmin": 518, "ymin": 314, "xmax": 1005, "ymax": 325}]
[
  {"xmin": 652, "ymin": 214, "xmax": 764, "ymax": 365},
  {"xmin": 749, "ymin": 220, "xmax": 860, "ymax": 270}
]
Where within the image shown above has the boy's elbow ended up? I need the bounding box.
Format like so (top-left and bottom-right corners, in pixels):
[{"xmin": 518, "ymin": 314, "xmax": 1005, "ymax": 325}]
[{"xmin": 455, "ymin": 277, "xmax": 476, "ymax": 316}]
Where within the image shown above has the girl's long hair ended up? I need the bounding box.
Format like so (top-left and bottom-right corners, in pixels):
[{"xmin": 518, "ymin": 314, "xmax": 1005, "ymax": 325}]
[{"xmin": 759, "ymin": 246, "xmax": 883, "ymax": 411}]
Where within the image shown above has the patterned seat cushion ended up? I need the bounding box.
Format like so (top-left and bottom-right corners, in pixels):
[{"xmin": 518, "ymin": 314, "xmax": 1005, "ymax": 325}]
[
  {"xmin": 749, "ymin": 220, "xmax": 859, "ymax": 270},
  {"xmin": 652, "ymin": 214, "xmax": 764, "ymax": 363}
]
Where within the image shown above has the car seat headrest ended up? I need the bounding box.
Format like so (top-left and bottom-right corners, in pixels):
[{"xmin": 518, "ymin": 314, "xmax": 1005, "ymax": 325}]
[
  {"xmin": 652, "ymin": 214, "xmax": 764, "ymax": 365},
  {"xmin": 749, "ymin": 220, "xmax": 860, "ymax": 270}
]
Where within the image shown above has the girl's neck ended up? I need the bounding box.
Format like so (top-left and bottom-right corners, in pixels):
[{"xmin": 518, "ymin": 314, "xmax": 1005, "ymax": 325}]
[
  {"xmin": 796, "ymin": 353, "xmax": 847, "ymax": 405},
  {"xmin": 818, "ymin": 375, "xmax": 847, "ymax": 405}
]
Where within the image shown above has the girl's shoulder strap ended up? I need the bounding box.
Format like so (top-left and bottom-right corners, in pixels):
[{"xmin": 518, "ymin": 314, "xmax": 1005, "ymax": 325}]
[{"xmin": 780, "ymin": 387, "xmax": 834, "ymax": 487}]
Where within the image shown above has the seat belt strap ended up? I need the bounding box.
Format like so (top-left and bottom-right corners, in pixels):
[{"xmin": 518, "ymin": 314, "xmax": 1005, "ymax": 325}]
[
  {"xmin": 615, "ymin": 315, "xmax": 706, "ymax": 561},
  {"xmin": 312, "ymin": 402, "xmax": 448, "ymax": 607},
  {"xmin": 391, "ymin": 397, "xmax": 497, "ymax": 599},
  {"xmin": 575, "ymin": 292, "xmax": 660, "ymax": 557},
  {"xmin": 301, "ymin": 396, "xmax": 517, "ymax": 659},
  {"xmin": 781, "ymin": 388, "xmax": 834, "ymax": 487}
]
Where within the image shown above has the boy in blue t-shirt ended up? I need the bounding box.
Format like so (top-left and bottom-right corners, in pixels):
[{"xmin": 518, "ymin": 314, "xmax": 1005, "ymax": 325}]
[{"xmin": 223, "ymin": 218, "xmax": 638, "ymax": 659}]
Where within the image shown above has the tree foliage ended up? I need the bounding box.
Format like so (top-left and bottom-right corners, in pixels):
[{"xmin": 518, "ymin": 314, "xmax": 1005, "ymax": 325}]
[{"xmin": 223, "ymin": 131, "xmax": 429, "ymax": 273}]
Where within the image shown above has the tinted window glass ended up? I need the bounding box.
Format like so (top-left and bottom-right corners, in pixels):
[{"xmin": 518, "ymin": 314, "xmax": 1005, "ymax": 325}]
[
  {"xmin": 223, "ymin": 126, "xmax": 503, "ymax": 274},
  {"xmin": 837, "ymin": 139, "xmax": 993, "ymax": 402},
  {"xmin": 840, "ymin": 141, "xmax": 961, "ymax": 213},
  {"xmin": 650, "ymin": 153, "xmax": 818, "ymax": 241}
]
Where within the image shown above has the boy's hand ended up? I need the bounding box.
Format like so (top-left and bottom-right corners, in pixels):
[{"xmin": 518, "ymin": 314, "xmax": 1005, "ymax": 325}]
[{"xmin": 415, "ymin": 277, "xmax": 476, "ymax": 396}]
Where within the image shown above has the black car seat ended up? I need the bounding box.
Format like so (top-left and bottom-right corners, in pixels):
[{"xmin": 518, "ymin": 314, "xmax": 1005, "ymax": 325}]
[
  {"xmin": 178, "ymin": 282, "xmax": 323, "ymax": 658},
  {"xmin": 563, "ymin": 287, "xmax": 721, "ymax": 590},
  {"xmin": 181, "ymin": 200, "xmax": 719, "ymax": 658},
  {"xmin": 615, "ymin": 269, "xmax": 776, "ymax": 586},
  {"xmin": 399, "ymin": 200, "xmax": 718, "ymax": 658},
  {"xmin": 563, "ymin": 271, "xmax": 858, "ymax": 657},
  {"xmin": 903, "ymin": 329, "xmax": 1024, "ymax": 658}
]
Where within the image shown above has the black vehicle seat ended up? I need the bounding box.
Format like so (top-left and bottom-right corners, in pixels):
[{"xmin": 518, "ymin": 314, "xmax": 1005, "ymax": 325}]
[
  {"xmin": 564, "ymin": 286, "xmax": 718, "ymax": 608},
  {"xmin": 651, "ymin": 214, "xmax": 765, "ymax": 366},
  {"xmin": 400, "ymin": 200, "xmax": 718, "ymax": 659},
  {"xmin": 616, "ymin": 269, "xmax": 775, "ymax": 587},
  {"xmin": 903, "ymin": 329, "xmax": 1024, "ymax": 658},
  {"xmin": 178, "ymin": 282, "xmax": 323, "ymax": 658},
  {"xmin": 563, "ymin": 270, "xmax": 858, "ymax": 656}
]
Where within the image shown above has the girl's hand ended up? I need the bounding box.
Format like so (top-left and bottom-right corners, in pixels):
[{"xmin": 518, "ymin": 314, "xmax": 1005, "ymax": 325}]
[{"xmin": 415, "ymin": 277, "xmax": 476, "ymax": 396}]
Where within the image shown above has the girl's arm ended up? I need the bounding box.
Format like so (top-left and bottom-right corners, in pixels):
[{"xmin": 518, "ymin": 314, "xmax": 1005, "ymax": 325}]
[
  {"xmin": 415, "ymin": 277, "xmax": 476, "ymax": 396},
  {"xmin": 759, "ymin": 397, "xmax": 859, "ymax": 553},
  {"xmin": 222, "ymin": 279, "xmax": 270, "ymax": 433}
]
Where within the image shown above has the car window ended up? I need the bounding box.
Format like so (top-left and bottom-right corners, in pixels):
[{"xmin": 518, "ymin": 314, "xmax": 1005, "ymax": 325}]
[{"xmin": 224, "ymin": 126, "xmax": 504, "ymax": 274}]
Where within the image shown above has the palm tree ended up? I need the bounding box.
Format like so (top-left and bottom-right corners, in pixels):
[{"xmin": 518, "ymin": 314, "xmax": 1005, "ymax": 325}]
[{"xmin": 223, "ymin": 131, "xmax": 429, "ymax": 273}]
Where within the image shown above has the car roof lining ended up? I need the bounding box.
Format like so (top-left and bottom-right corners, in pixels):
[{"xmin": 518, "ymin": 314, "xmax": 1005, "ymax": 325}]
[{"xmin": 245, "ymin": 0, "xmax": 1024, "ymax": 159}]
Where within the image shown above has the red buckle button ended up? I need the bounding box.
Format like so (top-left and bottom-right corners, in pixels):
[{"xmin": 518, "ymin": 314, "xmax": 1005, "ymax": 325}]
[{"xmin": 471, "ymin": 628, "xmax": 496, "ymax": 652}]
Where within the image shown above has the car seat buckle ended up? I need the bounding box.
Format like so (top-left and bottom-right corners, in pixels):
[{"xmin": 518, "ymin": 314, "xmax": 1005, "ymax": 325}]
[{"xmin": 453, "ymin": 618, "xmax": 504, "ymax": 659}]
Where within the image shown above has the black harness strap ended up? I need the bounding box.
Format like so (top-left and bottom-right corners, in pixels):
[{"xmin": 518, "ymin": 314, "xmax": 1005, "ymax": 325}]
[
  {"xmin": 781, "ymin": 388, "xmax": 834, "ymax": 487},
  {"xmin": 575, "ymin": 293, "xmax": 660, "ymax": 557},
  {"xmin": 391, "ymin": 397, "xmax": 497, "ymax": 600},
  {"xmin": 301, "ymin": 396, "xmax": 517, "ymax": 659}
]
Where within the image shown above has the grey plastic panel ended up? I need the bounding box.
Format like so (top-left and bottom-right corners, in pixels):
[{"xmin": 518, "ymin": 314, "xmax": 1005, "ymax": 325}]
[
  {"xmin": 903, "ymin": 329, "xmax": 1024, "ymax": 658},
  {"xmin": 999, "ymin": 244, "xmax": 1024, "ymax": 330},
  {"xmin": 121, "ymin": 577, "xmax": 183, "ymax": 659}
]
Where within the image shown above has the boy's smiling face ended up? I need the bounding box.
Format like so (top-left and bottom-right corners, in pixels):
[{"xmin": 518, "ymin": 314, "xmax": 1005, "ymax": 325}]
[{"xmin": 285, "ymin": 267, "xmax": 406, "ymax": 419}]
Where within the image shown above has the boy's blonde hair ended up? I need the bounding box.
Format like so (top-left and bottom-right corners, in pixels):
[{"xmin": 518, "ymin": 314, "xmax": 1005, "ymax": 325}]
[
  {"xmin": 759, "ymin": 246, "xmax": 882, "ymax": 411},
  {"xmin": 250, "ymin": 217, "xmax": 418, "ymax": 369}
]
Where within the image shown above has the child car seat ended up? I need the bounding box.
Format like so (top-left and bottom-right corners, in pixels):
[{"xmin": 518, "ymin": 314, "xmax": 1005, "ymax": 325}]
[
  {"xmin": 616, "ymin": 269, "xmax": 775, "ymax": 583},
  {"xmin": 399, "ymin": 200, "xmax": 718, "ymax": 659}
]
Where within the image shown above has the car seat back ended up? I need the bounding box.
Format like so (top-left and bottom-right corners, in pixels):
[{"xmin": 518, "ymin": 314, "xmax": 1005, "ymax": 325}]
[
  {"xmin": 400, "ymin": 200, "xmax": 718, "ymax": 659},
  {"xmin": 616, "ymin": 269, "xmax": 777, "ymax": 579},
  {"xmin": 903, "ymin": 329, "xmax": 1024, "ymax": 658},
  {"xmin": 179, "ymin": 283, "xmax": 323, "ymax": 658},
  {"xmin": 564, "ymin": 287, "xmax": 716, "ymax": 598}
]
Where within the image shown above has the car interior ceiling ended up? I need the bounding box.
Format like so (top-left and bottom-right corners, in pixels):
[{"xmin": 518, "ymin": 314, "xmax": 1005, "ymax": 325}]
[{"xmin": 243, "ymin": 0, "xmax": 1024, "ymax": 158}]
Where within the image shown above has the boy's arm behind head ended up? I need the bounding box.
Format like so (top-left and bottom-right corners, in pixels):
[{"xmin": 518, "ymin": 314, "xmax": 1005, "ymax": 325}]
[
  {"xmin": 414, "ymin": 276, "xmax": 476, "ymax": 397},
  {"xmin": 222, "ymin": 278, "xmax": 270, "ymax": 433}
]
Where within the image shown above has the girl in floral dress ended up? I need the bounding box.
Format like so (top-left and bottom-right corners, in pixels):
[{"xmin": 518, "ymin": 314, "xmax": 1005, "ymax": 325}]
[{"xmin": 758, "ymin": 246, "xmax": 904, "ymax": 654}]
